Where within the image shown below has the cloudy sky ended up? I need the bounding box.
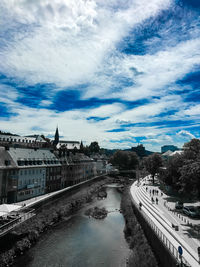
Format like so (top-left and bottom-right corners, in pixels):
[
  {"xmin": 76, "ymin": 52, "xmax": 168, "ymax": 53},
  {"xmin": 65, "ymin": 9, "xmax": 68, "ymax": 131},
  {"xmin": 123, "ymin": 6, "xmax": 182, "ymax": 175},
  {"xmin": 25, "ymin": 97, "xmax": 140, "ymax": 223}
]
[{"xmin": 0, "ymin": 0, "xmax": 200, "ymax": 151}]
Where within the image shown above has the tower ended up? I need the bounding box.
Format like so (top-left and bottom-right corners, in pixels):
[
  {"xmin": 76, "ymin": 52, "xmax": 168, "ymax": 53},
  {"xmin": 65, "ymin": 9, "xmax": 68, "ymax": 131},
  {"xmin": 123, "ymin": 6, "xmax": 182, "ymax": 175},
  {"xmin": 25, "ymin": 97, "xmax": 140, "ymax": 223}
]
[{"xmin": 54, "ymin": 126, "xmax": 59, "ymax": 146}]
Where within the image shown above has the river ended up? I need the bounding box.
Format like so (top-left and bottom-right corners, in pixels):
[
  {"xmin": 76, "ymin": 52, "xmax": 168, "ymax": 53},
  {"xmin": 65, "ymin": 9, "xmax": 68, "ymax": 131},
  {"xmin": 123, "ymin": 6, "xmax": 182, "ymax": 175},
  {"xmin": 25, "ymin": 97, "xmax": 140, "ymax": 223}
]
[{"xmin": 14, "ymin": 185, "xmax": 130, "ymax": 267}]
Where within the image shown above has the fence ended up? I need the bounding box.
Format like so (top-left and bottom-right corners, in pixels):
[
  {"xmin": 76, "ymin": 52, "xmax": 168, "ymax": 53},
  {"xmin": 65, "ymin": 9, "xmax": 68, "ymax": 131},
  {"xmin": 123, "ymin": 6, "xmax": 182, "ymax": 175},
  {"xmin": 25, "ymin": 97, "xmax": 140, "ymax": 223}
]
[
  {"xmin": 0, "ymin": 209, "xmax": 35, "ymax": 236},
  {"xmin": 130, "ymin": 191, "xmax": 192, "ymax": 267},
  {"xmin": 143, "ymin": 211, "xmax": 190, "ymax": 266}
]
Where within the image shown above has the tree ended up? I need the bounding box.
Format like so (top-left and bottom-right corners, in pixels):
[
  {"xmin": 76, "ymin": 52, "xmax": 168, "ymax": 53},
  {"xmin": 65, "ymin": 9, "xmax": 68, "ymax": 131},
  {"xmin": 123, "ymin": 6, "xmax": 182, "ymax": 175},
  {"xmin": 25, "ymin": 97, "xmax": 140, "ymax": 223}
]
[
  {"xmin": 179, "ymin": 161, "xmax": 200, "ymax": 197},
  {"xmin": 131, "ymin": 144, "xmax": 146, "ymax": 158},
  {"xmin": 109, "ymin": 150, "xmax": 139, "ymax": 170},
  {"xmin": 183, "ymin": 138, "xmax": 200, "ymax": 160},
  {"xmin": 144, "ymin": 153, "xmax": 162, "ymax": 184},
  {"xmin": 89, "ymin": 141, "xmax": 100, "ymax": 153},
  {"xmin": 161, "ymin": 154, "xmax": 183, "ymax": 188}
]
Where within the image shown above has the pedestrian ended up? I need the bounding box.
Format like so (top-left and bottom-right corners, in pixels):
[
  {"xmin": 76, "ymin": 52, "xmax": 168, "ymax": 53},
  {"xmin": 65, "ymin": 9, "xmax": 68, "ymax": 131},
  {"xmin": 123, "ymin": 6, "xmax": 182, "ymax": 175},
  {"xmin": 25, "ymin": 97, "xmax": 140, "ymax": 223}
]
[
  {"xmin": 152, "ymin": 189, "xmax": 154, "ymax": 195},
  {"xmin": 156, "ymin": 198, "xmax": 158, "ymax": 204},
  {"xmin": 151, "ymin": 197, "xmax": 154, "ymax": 203},
  {"xmin": 146, "ymin": 187, "xmax": 148, "ymax": 192},
  {"xmin": 149, "ymin": 190, "xmax": 151, "ymax": 195}
]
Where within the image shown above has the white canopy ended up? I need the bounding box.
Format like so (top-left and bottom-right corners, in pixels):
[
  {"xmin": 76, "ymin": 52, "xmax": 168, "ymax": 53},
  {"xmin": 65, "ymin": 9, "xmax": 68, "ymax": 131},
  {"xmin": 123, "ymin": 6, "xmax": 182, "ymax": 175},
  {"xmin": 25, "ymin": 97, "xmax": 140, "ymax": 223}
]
[
  {"xmin": 0, "ymin": 211, "xmax": 7, "ymax": 217},
  {"xmin": 0, "ymin": 204, "xmax": 21, "ymax": 213}
]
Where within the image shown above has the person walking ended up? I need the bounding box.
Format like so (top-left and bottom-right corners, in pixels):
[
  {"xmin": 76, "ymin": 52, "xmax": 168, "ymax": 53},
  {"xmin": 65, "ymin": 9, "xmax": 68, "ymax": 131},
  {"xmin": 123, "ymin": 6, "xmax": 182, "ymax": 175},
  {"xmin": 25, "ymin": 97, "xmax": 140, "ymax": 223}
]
[{"xmin": 156, "ymin": 197, "xmax": 158, "ymax": 204}]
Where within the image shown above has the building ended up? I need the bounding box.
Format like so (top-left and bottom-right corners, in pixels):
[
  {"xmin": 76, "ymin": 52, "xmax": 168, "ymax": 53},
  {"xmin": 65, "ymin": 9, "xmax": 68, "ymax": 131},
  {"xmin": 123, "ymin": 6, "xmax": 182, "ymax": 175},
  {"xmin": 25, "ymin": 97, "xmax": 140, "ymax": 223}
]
[
  {"xmin": 91, "ymin": 154, "xmax": 107, "ymax": 175},
  {"xmin": 53, "ymin": 127, "xmax": 80, "ymax": 150},
  {"xmin": 56, "ymin": 140, "xmax": 80, "ymax": 150},
  {"xmin": 58, "ymin": 152, "xmax": 97, "ymax": 187},
  {"xmin": 0, "ymin": 146, "xmax": 62, "ymax": 203},
  {"xmin": 0, "ymin": 133, "xmax": 47, "ymax": 148},
  {"xmin": 161, "ymin": 145, "xmax": 179, "ymax": 153},
  {"xmin": 0, "ymin": 147, "xmax": 18, "ymax": 204}
]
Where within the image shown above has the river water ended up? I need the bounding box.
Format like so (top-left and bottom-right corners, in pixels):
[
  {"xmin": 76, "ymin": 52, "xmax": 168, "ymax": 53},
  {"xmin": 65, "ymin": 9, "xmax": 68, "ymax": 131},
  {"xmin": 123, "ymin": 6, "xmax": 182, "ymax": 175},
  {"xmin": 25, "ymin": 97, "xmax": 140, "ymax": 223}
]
[{"xmin": 15, "ymin": 185, "xmax": 130, "ymax": 267}]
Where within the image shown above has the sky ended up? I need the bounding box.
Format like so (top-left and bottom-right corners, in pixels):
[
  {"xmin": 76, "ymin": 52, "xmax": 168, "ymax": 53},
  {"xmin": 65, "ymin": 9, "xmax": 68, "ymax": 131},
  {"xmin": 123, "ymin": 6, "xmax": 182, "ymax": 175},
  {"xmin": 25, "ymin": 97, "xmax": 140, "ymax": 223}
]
[{"xmin": 0, "ymin": 0, "xmax": 200, "ymax": 151}]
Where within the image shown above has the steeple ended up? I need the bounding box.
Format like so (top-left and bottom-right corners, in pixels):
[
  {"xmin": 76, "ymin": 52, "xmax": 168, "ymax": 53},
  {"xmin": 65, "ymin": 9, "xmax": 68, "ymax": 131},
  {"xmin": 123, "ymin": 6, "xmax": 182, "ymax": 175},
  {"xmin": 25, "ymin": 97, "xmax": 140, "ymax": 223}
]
[
  {"xmin": 80, "ymin": 140, "xmax": 84, "ymax": 152},
  {"xmin": 54, "ymin": 126, "xmax": 59, "ymax": 146}
]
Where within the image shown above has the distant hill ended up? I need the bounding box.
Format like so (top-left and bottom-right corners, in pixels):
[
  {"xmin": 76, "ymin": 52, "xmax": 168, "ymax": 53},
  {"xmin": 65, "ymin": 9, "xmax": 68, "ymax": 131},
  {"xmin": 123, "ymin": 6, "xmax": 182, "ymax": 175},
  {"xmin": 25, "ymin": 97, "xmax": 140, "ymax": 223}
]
[
  {"xmin": 0, "ymin": 130, "xmax": 19, "ymax": 136},
  {"xmin": 102, "ymin": 146, "xmax": 154, "ymax": 158}
]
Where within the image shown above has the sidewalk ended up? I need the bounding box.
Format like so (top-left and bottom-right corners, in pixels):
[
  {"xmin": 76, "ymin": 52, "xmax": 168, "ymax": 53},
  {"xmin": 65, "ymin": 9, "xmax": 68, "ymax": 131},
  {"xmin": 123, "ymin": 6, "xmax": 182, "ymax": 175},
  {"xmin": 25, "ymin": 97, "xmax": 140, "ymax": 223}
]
[{"xmin": 130, "ymin": 176, "xmax": 200, "ymax": 267}]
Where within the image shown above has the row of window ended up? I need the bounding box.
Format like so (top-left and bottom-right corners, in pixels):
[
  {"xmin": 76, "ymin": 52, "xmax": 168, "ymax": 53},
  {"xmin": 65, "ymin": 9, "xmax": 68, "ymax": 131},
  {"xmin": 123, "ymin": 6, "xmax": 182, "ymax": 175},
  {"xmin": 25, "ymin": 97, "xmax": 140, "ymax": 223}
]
[
  {"xmin": 18, "ymin": 187, "xmax": 43, "ymax": 196},
  {"xmin": 20, "ymin": 169, "xmax": 44, "ymax": 175},
  {"xmin": 18, "ymin": 159, "xmax": 60, "ymax": 166},
  {"xmin": 47, "ymin": 176, "xmax": 60, "ymax": 181},
  {"xmin": 19, "ymin": 177, "xmax": 44, "ymax": 186},
  {"xmin": 0, "ymin": 137, "xmax": 37, "ymax": 143}
]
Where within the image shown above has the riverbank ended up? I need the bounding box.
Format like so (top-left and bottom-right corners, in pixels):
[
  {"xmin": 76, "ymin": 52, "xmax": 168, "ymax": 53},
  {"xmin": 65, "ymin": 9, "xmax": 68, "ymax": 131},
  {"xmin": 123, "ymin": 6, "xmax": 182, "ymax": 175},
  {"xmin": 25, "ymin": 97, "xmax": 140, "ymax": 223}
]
[
  {"xmin": 0, "ymin": 177, "xmax": 110, "ymax": 267},
  {"xmin": 120, "ymin": 184, "xmax": 159, "ymax": 267}
]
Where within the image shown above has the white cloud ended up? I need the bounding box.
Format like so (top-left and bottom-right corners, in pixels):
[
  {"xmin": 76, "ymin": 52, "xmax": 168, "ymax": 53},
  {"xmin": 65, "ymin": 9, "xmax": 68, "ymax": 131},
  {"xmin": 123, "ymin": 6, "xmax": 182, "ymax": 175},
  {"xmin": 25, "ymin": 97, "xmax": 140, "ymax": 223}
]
[
  {"xmin": 182, "ymin": 104, "xmax": 200, "ymax": 116},
  {"xmin": 0, "ymin": 0, "xmax": 200, "ymax": 152},
  {"xmin": 0, "ymin": 0, "xmax": 172, "ymax": 93},
  {"xmin": 111, "ymin": 38, "xmax": 200, "ymax": 101},
  {"xmin": 177, "ymin": 130, "xmax": 195, "ymax": 139},
  {"xmin": 0, "ymin": 84, "xmax": 19, "ymax": 104},
  {"xmin": 109, "ymin": 95, "xmax": 182, "ymax": 123}
]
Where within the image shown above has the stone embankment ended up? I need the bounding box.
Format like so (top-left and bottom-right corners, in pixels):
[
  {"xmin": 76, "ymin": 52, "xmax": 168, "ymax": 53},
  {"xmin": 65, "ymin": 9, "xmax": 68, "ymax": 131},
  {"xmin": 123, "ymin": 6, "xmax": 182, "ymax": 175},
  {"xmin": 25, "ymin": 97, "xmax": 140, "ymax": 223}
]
[
  {"xmin": 0, "ymin": 178, "xmax": 108, "ymax": 267},
  {"xmin": 120, "ymin": 184, "xmax": 159, "ymax": 267}
]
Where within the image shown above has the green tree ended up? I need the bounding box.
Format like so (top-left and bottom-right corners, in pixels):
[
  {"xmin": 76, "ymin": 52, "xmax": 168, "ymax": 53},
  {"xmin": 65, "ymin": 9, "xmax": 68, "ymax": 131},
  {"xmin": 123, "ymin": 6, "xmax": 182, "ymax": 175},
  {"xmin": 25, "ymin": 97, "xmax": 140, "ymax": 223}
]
[
  {"xmin": 110, "ymin": 150, "xmax": 139, "ymax": 170},
  {"xmin": 162, "ymin": 154, "xmax": 183, "ymax": 189},
  {"xmin": 144, "ymin": 153, "xmax": 162, "ymax": 184},
  {"xmin": 89, "ymin": 141, "xmax": 100, "ymax": 153},
  {"xmin": 183, "ymin": 138, "xmax": 200, "ymax": 160},
  {"xmin": 179, "ymin": 161, "xmax": 200, "ymax": 197}
]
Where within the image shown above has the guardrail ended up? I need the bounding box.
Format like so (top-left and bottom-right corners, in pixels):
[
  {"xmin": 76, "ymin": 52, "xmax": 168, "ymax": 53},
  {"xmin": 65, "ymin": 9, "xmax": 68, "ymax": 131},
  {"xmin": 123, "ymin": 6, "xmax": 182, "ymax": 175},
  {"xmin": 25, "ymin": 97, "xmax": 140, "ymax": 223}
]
[
  {"xmin": 131, "ymin": 183, "xmax": 194, "ymax": 266},
  {"xmin": 0, "ymin": 209, "xmax": 35, "ymax": 236},
  {"xmin": 143, "ymin": 209, "xmax": 190, "ymax": 266}
]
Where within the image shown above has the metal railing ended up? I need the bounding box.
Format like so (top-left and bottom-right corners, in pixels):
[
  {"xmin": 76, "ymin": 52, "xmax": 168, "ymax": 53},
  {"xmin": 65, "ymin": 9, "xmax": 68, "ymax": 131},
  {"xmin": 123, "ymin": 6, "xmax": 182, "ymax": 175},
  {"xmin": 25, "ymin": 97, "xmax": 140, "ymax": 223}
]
[
  {"xmin": 143, "ymin": 211, "xmax": 190, "ymax": 266},
  {"xmin": 133, "ymin": 187, "xmax": 192, "ymax": 266},
  {"xmin": 0, "ymin": 209, "xmax": 35, "ymax": 236}
]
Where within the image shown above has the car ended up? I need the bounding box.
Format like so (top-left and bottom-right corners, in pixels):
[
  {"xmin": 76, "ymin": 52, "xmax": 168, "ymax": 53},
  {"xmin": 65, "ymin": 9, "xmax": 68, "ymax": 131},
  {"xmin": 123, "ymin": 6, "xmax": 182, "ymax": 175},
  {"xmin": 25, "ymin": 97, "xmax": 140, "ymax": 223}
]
[
  {"xmin": 175, "ymin": 201, "xmax": 184, "ymax": 209},
  {"xmin": 182, "ymin": 206, "xmax": 198, "ymax": 218},
  {"xmin": 195, "ymin": 206, "xmax": 200, "ymax": 218}
]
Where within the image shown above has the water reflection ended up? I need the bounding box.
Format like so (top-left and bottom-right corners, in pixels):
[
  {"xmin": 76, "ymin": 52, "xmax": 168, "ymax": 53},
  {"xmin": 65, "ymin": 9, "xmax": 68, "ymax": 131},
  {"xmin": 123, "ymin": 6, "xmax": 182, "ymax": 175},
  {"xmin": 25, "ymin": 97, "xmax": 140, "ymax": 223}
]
[{"xmin": 15, "ymin": 185, "xmax": 130, "ymax": 267}]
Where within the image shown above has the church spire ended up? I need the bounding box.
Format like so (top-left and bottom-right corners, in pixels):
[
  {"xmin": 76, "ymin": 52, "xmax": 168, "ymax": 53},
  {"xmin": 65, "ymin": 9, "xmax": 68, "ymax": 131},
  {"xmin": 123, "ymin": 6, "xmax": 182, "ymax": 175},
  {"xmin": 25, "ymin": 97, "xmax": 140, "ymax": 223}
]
[{"xmin": 53, "ymin": 126, "xmax": 59, "ymax": 146}]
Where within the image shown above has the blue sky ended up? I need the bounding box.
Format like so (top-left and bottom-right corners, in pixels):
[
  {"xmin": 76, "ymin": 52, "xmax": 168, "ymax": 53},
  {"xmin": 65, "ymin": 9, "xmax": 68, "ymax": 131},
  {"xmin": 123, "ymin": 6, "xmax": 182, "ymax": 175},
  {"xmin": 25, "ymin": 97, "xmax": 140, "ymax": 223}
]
[{"xmin": 0, "ymin": 0, "xmax": 200, "ymax": 151}]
